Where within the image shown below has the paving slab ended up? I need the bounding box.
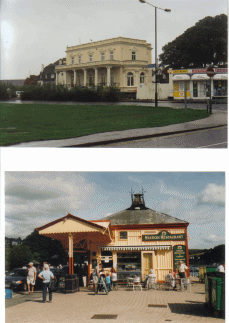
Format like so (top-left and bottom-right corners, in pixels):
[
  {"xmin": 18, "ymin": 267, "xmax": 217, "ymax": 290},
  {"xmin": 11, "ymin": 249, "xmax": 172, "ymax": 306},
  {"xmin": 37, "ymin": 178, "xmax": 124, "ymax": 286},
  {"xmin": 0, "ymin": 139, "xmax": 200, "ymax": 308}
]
[
  {"xmin": 5, "ymin": 279, "xmax": 225, "ymax": 323},
  {"xmin": 9, "ymin": 111, "xmax": 227, "ymax": 148}
]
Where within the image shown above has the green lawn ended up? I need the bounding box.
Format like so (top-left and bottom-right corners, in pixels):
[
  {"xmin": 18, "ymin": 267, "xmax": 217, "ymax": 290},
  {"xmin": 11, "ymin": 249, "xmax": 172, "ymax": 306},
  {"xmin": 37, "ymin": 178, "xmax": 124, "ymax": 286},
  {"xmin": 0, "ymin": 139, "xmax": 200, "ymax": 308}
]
[{"xmin": 0, "ymin": 103, "xmax": 209, "ymax": 146}]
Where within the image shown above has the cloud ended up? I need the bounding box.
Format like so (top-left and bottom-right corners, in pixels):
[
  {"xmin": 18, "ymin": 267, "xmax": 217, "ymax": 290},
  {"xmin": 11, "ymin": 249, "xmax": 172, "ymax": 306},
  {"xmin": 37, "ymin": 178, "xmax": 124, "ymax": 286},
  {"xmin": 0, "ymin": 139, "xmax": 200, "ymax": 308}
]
[
  {"xmin": 196, "ymin": 184, "xmax": 225, "ymax": 207},
  {"xmin": 204, "ymin": 234, "xmax": 218, "ymax": 243}
]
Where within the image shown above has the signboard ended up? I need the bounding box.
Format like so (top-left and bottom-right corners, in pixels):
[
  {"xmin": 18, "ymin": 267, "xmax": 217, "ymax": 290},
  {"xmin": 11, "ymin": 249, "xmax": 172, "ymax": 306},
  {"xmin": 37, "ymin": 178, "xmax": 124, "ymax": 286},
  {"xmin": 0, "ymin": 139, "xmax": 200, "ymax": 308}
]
[
  {"xmin": 173, "ymin": 245, "xmax": 186, "ymax": 269},
  {"xmin": 173, "ymin": 70, "xmax": 188, "ymax": 74},
  {"xmin": 147, "ymin": 64, "xmax": 156, "ymax": 68},
  {"xmin": 142, "ymin": 231, "xmax": 186, "ymax": 241},
  {"xmin": 206, "ymin": 67, "xmax": 215, "ymax": 78}
]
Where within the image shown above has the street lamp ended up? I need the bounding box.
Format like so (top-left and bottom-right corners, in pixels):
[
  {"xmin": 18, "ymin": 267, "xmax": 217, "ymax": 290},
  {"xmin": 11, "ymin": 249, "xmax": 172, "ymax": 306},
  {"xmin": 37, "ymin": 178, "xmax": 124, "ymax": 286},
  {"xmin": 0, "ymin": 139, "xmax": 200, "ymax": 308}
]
[{"xmin": 139, "ymin": 0, "xmax": 171, "ymax": 107}]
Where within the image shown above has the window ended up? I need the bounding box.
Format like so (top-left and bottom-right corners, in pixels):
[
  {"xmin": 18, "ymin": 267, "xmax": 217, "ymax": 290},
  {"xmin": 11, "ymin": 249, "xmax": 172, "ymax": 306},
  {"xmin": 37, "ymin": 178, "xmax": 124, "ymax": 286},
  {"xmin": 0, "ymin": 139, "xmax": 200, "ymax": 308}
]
[
  {"xmin": 71, "ymin": 57, "xmax": 75, "ymax": 64},
  {"xmin": 132, "ymin": 52, "xmax": 136, "ymax": 60},
  {"xmin": 101, "ymin": 52, "xmax": 105, "ymax": 61},
  {"xmin": 78, "ymin": 56, "xmax": 82, "ymax": 64},
  {"xmin": 51, "ymin": 74, "xmax": 55, "ymax": 79},
  {"xmin": 110, "ymin": 51, "xmax": 114, "ymax": 60},
  {"xmin": 45, "ymin": 74, "xmax": 48, "ymax": 79},
  {"xmin": 110, "ymin": 71, "xmax": 114, "ymax": 85},
  {"xmin": 61, "ymin": 72, "xmax": 63, "ymax": 76},
  {"xmin": 127, "ymin": 72, "xmax": 134, "ymax": 86},
  {"xmin": 119, "ymin": 231, "xmax": 127, "ymax": 239},
  {"xmin": 89, "ymin": 74, "xmax": 94, "ymax": 85},
  {"xmin": 101, "ymin": 73, "xmax": 106, "ymax": 86},
  {"xmin": 89, "ymin": 54, "xmax": 93, "ymax": 62},
  {"xmin": 193, "ymin": 81, "xmax": 198, "ymax": 97},
  {"xmin": 140, "ymin": 72, "xmax": 145, "ymax": 83}
]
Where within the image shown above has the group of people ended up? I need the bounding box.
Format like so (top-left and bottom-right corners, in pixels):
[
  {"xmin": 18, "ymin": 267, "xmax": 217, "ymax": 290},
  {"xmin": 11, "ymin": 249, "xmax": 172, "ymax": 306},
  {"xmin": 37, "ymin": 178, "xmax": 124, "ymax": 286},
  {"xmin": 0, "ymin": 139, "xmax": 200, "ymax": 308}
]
[
  {"xmin": 26, "ymin": 261, "xmax": 54, "ymax": 303},
  {"xmin": 92, "ymin": 264, "xmax": 118, "ymax": 293}
]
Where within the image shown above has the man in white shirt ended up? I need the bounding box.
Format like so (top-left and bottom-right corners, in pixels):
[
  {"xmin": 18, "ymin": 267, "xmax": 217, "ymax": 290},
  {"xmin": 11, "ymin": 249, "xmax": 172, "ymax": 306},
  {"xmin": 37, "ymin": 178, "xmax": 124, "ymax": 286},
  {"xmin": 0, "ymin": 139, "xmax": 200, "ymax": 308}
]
[
  {"xmin": 178, "ymin": 261, "xmax": 188, "ymax": 278},
  {"xmin": 216, "ymin": 264, "xmax": 225, "ymax": 272}
]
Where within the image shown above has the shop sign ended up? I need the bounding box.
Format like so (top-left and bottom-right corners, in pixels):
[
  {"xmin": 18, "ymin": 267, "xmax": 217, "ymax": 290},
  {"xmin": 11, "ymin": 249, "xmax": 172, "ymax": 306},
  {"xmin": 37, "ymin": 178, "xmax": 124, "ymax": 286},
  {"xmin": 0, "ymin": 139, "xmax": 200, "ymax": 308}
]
[
  {"xmin": 173, "ymin": 70, "xmax": 189, "ymax": 74},
  {"xmin": 173, "ymin": 245, "xmax": 186, "ymax": 269},
  {"xmin": 215, "ymin": 68, "xmax": 227, "ymax": 73},
  {"xmin": 192, "ymin": 69, "xmax": 207, "ymax": 73},
  {"xmin": 142, "ymin": 231, "xmax": 185, "ymax": 241}
]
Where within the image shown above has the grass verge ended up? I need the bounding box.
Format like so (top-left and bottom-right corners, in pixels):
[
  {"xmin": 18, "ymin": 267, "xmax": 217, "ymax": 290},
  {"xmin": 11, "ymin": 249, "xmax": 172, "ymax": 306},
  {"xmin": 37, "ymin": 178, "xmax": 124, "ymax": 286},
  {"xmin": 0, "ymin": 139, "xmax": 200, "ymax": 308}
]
[{"xmin": 0, "ymin": 103, "xmax": 209, "ymax": 146}]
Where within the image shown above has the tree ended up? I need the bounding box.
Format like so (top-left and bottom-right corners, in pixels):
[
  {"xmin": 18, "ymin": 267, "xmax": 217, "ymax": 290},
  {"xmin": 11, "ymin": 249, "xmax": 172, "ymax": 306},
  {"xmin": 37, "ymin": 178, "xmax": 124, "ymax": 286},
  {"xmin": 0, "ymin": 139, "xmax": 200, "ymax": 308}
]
[
  {"xmin": 6, "ymin": 244, "xmax": 32, "ymax": 271},
  {"xmin": 159, "ymin": 14, "xmax": 227, "ymax": 68},
  {"xmin": 24, "ymin": 75, "xmax": 38, "ymax": 86},
  {"xmin": 23, "ymin": 230, "xmax": 68, "ymax": 265}
]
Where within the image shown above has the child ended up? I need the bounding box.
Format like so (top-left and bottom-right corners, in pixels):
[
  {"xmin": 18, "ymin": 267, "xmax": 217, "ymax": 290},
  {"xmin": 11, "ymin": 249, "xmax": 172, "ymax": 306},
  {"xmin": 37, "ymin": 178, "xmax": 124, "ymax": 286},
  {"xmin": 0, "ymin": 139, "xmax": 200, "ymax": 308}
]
[
  {"xmin": 105, "ymin": 272, "xmax": 111, "ymax": 292},
  {"xmin": 111, "ymin": 268, "xmax": 118, "ymax": 290}
]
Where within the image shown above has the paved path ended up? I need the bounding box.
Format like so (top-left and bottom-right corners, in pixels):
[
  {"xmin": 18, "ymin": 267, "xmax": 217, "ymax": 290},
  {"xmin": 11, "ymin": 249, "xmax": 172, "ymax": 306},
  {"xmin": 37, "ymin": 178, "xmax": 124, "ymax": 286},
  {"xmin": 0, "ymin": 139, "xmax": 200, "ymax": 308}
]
[
  {"xmin": 5, "ymin": 280, "xmax": 224, "ymax": 323},
  {"xmin": 10, "ymin": 111, "xmax": 227, "ymax": 148}
]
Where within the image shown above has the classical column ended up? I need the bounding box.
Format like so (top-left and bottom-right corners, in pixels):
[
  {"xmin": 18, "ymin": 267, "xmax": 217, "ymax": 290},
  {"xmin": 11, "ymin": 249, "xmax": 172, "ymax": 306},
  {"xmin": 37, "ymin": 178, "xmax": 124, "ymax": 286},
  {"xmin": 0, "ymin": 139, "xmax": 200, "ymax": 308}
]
[
  {"xmin": 94, "ymin": 68, "xmax": 98, "ymax": 86},
  {"xmin": 64, "ymin": 71, "xmax": 67, "ymax": 85},
  {"xmin": 55, "ymin": 72, "xmax": 58, "ymax": 85},
  {"xmin": 107, "ymin": 66, "xmax": 111, "ymax": 86},
  {"xmin": 83, "ymin": 69, "xmax": 87, "ymax": 86},
  {"xmin": 68, "ymin": 234, "xmax": 74, "ymax": 275},
  {"xmin": 74, "ymin": 70, "xmax": 77, "ymax": 86}
]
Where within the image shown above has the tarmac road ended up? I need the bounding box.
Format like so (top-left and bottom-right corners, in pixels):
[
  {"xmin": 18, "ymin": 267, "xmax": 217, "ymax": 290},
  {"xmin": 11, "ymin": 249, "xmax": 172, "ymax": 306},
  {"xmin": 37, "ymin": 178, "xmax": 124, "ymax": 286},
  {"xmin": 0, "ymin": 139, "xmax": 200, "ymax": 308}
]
[{"xmin": 94, "ymin": 126, "xmax": 227, "ymax": 148}]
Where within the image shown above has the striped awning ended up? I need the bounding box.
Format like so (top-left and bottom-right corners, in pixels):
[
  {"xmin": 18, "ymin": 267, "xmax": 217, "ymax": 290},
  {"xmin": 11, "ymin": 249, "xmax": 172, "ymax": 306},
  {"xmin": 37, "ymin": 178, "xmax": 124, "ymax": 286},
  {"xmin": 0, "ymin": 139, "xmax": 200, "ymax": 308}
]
[{"xmin": 100, "ymin": 245, "xmax": 171, "ymax": 251}]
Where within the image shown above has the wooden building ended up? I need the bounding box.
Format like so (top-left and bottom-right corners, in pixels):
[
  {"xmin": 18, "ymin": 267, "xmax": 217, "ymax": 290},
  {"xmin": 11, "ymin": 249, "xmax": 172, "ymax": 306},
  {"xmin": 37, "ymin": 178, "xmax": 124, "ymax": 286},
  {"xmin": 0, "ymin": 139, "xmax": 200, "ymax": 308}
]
[{"xmin": 36, "ymin": 191, "xmax": 189, "ymax": 284}]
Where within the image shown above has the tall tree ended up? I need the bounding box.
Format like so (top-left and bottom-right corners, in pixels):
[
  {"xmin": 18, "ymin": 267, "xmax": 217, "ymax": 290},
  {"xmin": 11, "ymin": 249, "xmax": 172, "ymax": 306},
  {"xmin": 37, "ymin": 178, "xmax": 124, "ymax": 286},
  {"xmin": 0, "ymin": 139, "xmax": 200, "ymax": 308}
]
[{"xmin": 159, "ymin": 14, "xmax": 227, "ymax": 68}]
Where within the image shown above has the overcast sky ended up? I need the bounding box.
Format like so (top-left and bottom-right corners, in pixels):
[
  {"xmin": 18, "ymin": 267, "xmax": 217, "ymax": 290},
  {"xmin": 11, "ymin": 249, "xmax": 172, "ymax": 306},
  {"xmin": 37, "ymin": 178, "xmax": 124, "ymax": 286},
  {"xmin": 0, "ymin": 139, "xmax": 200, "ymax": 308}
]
[
  {"xmin": 1, "ymin": 0, "xmax": 227, "ymax": 80},
  {"xmin": 4, "ymin": 171, "xmax": 225, "ymax": 249}
]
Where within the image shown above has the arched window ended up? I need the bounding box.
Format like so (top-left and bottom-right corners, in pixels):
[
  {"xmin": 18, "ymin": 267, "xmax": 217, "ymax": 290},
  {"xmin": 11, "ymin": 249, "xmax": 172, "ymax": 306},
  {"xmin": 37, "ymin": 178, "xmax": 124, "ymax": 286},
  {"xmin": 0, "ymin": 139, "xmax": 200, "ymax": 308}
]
[
  {"xmin": 127, "ymin": 72, "xmax": 134, "ymax": 86},
  {"xmin": 140, "ymin": 72, "xmax": 145, "ymax": 83}
]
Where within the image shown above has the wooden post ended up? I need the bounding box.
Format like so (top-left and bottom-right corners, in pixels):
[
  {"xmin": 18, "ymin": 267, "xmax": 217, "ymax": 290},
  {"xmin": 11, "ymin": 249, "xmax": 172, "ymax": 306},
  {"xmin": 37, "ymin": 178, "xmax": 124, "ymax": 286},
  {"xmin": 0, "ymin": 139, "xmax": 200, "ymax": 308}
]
[{"xmin": 69, "ymin": 234, "xmax": 74, "ymax": 275}]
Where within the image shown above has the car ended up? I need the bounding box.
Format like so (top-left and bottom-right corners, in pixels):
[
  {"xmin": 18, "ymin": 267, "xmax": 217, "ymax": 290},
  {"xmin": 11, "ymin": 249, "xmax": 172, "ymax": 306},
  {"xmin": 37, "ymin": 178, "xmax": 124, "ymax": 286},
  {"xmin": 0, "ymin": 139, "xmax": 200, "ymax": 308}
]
[
  {"xmin": 5, "ymin": 268, "xmax": 28, "ymax": 291},
  {"xmin": 15, "ymin": 91, "xmax": 23, "ymax": 99}
]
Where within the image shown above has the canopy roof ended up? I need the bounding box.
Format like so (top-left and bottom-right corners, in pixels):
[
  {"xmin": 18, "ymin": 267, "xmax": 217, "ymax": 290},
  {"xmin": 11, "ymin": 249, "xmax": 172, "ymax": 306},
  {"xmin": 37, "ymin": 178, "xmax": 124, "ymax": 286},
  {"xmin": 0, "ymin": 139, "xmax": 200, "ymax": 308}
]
[{"xmin": 36, "ymin": 213, "xmax": 111, "ymax": 248}]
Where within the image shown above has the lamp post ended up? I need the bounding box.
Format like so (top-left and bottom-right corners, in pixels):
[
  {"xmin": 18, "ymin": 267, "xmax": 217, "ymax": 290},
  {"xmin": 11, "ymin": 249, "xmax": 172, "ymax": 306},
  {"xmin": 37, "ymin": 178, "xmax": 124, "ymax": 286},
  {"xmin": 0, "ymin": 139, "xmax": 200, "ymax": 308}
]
[{"xmin": 139, "ymin": 0, "xmax": 171, "ymax": 108}]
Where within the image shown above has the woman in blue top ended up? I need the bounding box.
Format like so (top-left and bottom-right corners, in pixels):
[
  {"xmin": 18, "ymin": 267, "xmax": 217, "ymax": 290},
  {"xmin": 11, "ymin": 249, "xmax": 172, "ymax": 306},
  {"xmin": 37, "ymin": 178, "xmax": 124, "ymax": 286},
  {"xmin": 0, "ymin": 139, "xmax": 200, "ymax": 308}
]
[{"xmin": 38, "ymin": 264, "xmax": 54, "ymax": 303}]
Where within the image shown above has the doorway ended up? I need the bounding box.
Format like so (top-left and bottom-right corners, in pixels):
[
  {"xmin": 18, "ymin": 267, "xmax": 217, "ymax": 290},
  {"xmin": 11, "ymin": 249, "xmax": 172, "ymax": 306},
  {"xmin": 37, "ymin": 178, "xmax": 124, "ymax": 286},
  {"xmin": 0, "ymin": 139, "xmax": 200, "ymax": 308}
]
[{"xmin": 142, "ymin": 252, "xmax": 153, "ymax": 280}]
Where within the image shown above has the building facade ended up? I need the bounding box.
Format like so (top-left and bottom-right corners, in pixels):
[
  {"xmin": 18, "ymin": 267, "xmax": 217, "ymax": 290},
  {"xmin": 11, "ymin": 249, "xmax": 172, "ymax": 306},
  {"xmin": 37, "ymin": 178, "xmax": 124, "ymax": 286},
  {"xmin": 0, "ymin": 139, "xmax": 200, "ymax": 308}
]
[
  {"xmin": 37, "ymin": 192, "xmax": 189, "ymax": 284},
  {"xmin": 55, "ymin": 37, "xmax": 152, "ymax": 94}
]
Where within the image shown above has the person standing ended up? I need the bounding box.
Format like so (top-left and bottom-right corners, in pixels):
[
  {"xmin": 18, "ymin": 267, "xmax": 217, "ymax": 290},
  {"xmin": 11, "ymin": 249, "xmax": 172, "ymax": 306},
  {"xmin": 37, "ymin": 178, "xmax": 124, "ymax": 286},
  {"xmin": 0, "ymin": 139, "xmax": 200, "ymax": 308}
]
[
  {"xmin": 27, "ymin": 262, "xmax": 36, "ymax": 294},
  {"xmin": 92, "ymin": 263, "xmax": 101, "ymax": 292},
  {"xmin": 178, "ymin": 261, "xmax": 188, "ymax": 278},
  {"xmin": 111, "ymin": 268, "xmax": 118, "ymax": 290},
  {"xmin": 38, "ymin": 264, "xmax": 54, "ymax": 303},
  {"xmin": 105, "ymin": 272, "xmax": 111, "ymax": 292}
]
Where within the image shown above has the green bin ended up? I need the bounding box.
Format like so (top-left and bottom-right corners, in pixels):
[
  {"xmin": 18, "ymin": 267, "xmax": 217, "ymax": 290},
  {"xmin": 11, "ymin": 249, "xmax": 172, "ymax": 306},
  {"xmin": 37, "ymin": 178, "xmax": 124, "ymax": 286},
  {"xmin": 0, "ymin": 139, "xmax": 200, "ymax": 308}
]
[
  {"xmin": 205, "ymin": 272, "xmax": 225, "ymax": 317},
  {"xmin": 211, "ymin": 277, "xmax": 222, "ymax": 311}
]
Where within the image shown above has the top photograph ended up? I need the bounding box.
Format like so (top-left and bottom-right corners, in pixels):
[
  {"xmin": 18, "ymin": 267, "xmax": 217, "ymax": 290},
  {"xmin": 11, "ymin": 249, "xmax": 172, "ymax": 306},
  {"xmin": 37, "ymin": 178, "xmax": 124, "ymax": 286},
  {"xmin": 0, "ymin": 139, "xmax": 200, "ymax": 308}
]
[{"xmin": 0, "ymin": 0, "xmax": 227, "ymax": 148}]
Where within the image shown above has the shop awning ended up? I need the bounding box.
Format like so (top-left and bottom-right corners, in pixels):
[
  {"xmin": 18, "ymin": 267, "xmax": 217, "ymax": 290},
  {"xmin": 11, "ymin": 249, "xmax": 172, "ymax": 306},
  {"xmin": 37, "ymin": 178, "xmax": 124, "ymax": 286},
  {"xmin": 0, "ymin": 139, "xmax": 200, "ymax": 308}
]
[
  {"xmin": 191, "ymin": 74, "xmax": 210, "ymax": 80},
  {"xmin": 213, "ymin": 74, "xmax": 228, "ymax": 80},
  {"xmin": 173, "ymin": 74, "xmax": 190, "ymax": 81},
  {"xmin": 100, "ymin": 245, "xmax": 172, "ymax": 251}
]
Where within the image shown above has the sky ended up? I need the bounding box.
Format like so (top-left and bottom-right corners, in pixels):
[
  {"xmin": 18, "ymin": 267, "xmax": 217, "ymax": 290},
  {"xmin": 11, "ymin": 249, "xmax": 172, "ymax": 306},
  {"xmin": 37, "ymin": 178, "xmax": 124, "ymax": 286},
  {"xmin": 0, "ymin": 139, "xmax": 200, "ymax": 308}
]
[
  {"xmin": 4, "ymin": 171, "xmax": 225, "ymax": 250},
  {"xmin": 1, "ymin": 0, "xmax": 227, "ymax": 80}
]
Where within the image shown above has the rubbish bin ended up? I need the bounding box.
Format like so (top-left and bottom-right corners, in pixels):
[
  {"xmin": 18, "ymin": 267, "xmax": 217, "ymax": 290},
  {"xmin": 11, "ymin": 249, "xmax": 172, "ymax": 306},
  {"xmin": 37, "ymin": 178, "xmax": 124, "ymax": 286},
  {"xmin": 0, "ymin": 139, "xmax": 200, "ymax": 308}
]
[
  {"xmin": 59, "ymin": 275, "xmax": 79, "ymax": 293},
  {"xmin": 82, "ymin": 276, "xmax": 87, "ymax": 287},
  {"xmin": 205, "ymin": 272, "xmax": 225, "ymax": 317},
  {"xmin": 199, "ymin": 266, "xmax": 206, "ymax": 282},
  {"xmin": 5, "ymin": 289, "xmax": 12, "ymax": 299}
]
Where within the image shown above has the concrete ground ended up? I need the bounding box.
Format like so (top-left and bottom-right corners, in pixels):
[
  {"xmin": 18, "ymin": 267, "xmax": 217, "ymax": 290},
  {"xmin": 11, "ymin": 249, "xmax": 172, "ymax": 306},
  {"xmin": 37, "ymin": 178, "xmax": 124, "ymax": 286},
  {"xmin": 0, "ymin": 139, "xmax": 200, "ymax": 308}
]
[{"xmin": 5, "ymin": 278, "xmax": 224, "ymax": 323}]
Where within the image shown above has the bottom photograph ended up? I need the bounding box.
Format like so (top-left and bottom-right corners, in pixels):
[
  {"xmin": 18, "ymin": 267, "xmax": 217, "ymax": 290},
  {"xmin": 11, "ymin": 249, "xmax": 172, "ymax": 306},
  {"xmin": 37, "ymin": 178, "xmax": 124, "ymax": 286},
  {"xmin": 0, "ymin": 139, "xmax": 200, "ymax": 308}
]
[{"xmin": 4, "ymin": 172, "xmax": 225, "ymax": 322}]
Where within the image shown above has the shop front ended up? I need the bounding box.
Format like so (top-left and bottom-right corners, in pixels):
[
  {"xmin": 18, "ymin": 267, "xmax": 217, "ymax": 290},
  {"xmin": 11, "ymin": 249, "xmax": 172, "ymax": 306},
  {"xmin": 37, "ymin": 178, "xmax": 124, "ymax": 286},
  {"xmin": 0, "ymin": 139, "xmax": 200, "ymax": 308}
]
[{"xmin": 170, "ymin": 68, "xmax": 227, "ymax": 100}]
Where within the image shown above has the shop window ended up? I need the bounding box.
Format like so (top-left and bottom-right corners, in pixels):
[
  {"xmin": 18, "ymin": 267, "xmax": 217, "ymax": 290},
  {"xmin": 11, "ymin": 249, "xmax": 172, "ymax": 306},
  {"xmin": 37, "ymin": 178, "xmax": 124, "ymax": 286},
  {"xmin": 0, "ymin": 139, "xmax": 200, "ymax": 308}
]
[
  {"xmin": 132, "ymin": 52, "xmax": 136, "ymax": 60},
  {"xmin": 193, "ymin": 81, "xmax": 198, "ymax": 97},
  {"xmin": 119, "ymin": 231, "xmax": 127, "ymax": 239},
  {"xmin": 214, "ymin": 80, "xmax": 227, "ymax": 97},
  {"xmin": 127, "ymin": 72, "xmax": 134, "ymax": 86},
  {"xmin": 174, "ymin": 82, "xmax": 179, "ymax": 92},
  {"xmin": 101, "ymin": 250, "xmax": 113, "ymax": 268},
  {"xmin": 140, "ymin": 72, "xmax": 145, "ymax": 83},
  {"xmin": 117, "ymin": 252, "xmax": 141, "ymax": 279},
  {"xmin": 205, "ymin": 81, "xmax": 211, "ymax": 97}
]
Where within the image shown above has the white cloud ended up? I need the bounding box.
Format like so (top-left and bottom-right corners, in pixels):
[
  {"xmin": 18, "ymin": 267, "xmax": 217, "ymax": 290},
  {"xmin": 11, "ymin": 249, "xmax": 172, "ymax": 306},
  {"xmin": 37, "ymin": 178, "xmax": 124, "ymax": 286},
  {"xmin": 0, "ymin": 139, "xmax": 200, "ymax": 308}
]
[{"xmin": 197, "ymin": 184, "xmax": 225, "ymax": 207}]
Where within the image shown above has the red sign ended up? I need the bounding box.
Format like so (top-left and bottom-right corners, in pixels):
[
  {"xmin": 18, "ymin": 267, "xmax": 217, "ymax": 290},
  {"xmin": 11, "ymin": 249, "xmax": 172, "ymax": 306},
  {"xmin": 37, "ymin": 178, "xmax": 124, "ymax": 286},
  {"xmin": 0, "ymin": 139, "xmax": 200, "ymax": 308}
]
[{"xmin": 206, "ymin": 67, "xmax": 215, "ymax": 77}]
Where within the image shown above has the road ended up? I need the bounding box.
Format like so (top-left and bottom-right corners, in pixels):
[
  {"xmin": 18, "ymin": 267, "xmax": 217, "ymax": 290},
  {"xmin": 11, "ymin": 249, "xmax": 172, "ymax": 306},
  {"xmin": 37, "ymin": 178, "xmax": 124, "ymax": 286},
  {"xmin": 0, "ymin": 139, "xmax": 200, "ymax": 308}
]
[{"xmin": 95, "ymin": 126, "xmax": 227, "ymax": 148}]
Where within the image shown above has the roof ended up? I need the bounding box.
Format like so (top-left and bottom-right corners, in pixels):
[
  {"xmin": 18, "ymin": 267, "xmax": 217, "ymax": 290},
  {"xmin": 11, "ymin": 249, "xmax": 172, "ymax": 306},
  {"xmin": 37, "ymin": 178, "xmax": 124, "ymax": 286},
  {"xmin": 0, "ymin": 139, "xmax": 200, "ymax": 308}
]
[{"xmin": 101, "ymin": 207, "xmax": 188, "ymax": 225}]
